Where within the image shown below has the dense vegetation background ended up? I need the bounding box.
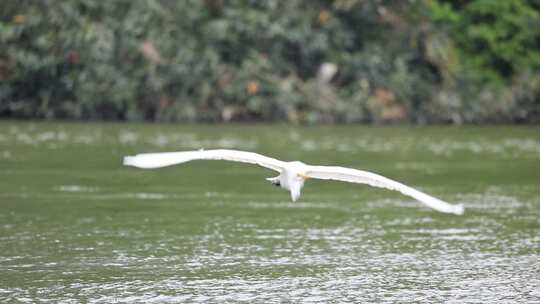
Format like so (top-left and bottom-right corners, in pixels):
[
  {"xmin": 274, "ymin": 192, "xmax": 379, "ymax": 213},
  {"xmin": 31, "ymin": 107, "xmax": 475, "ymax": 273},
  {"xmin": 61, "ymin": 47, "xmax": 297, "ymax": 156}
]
[{"xmin": 1, "ymin": 0, "xmax": 539, "ymax": 124}]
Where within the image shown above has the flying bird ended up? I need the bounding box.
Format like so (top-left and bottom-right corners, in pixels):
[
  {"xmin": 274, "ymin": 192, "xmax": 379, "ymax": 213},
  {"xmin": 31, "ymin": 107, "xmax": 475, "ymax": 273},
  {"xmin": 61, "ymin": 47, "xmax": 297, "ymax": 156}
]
[{"xmin": 123, "ymin": 149, "xmax": 464, "ymax": 215}]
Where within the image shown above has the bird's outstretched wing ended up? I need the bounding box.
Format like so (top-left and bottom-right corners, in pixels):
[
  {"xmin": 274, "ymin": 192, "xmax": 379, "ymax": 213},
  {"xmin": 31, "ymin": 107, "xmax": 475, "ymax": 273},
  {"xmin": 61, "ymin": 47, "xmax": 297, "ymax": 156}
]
[
  {"xmin": 123, "ymin": 149, "xmax": 285, "ymax": 172},
  {"xmin": 304, "ymin": 165, "xmax": 464, "ymax": 215}
]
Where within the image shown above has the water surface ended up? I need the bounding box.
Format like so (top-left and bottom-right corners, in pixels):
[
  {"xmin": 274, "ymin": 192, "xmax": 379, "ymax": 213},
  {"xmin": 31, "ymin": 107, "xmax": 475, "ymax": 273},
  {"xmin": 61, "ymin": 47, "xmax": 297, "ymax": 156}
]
[{"xmin": 1, "ymin": 122, "xmax": 539, "ymax": 302}]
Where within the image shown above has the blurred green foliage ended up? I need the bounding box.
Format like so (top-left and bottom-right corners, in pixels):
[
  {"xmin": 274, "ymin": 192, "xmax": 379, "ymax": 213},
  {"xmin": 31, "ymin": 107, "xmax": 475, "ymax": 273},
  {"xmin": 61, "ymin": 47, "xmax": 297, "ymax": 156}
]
[
  {"xmin": 0, "ymin": 0, "xmax": 539, "ymax": 123},
  {"xmin": 432, "ymin": 0, "xmax": 540, "ymax": 83}
]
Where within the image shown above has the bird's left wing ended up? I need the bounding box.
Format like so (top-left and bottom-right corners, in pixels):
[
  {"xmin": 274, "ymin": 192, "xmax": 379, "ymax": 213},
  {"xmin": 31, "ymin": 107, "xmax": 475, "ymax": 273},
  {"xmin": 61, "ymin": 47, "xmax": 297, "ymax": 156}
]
[
  {"xmin": 123, "ymin": 149, "xmax": 285, "ymax": 172},
  {"xmin": 304, "ymin": 165, "xmax": 464, "ymax": 215}
]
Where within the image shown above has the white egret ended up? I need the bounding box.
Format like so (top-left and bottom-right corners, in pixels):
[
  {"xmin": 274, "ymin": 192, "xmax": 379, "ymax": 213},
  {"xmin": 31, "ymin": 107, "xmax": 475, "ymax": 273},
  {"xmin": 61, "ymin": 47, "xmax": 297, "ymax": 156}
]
[{"xmin": 123, "ymin": 149, "xmax": 464, "ymax": 215}]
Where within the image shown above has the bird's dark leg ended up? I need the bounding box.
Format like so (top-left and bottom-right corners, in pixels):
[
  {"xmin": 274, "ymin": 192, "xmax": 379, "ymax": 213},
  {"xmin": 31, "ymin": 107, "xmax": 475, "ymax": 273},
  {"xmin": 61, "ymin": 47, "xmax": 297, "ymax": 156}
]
[{"xmin": 266, "ymin": 176, "xmax": 281, "ymax": 187}]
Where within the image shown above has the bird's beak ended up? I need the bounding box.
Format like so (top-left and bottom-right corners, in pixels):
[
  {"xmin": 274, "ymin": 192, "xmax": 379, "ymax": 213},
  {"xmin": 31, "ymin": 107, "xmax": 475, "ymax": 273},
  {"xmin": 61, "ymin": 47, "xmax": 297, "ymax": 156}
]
[{"xmin": 298, "ymin": 173, "xmax": 310, "ymax": 180}]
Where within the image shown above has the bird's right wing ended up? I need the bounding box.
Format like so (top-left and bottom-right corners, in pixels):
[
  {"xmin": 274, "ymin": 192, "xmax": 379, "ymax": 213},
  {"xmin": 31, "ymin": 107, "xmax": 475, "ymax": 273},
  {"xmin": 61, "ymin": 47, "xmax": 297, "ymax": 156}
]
[
  {"xmin": 123, "ymin": 149, "xmax": 285, "ymax": 172},
  {"xmin": 304, "ymin": 165, "xmax": 464, "ymax": 215}
]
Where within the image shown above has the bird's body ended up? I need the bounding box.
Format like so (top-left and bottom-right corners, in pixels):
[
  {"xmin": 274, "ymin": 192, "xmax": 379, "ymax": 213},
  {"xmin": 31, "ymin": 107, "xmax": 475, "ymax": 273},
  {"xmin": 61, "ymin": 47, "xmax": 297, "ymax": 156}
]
[
  {"xmin": 266, "ymin": 161, "xmax": 307, "ymax": 201},
  {"xmin": 123, "ymin": 149, "xmax": 464, "ymax": 215}
]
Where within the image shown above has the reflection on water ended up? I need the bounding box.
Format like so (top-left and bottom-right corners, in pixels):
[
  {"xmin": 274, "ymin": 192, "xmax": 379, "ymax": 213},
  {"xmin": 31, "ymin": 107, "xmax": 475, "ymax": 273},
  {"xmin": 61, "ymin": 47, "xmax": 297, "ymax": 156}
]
[{"xmin": 0, "ymin": 122, "xmax": 539, "ymax": 302}]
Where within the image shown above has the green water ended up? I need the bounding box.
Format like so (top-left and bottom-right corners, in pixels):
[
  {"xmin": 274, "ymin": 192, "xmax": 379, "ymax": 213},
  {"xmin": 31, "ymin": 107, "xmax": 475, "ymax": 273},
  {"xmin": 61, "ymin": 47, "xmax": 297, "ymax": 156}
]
[{"xmin": 1, "ymin": 121, "xmax": 539, "ymax": 302}]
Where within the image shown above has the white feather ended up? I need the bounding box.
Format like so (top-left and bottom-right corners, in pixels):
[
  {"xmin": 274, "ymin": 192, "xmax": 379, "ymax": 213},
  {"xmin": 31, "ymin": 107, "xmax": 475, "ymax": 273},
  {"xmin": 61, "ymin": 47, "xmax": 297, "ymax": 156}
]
[
  {"xmin": 123, "ymin": 149, "xmax": 285, "ymax": 172},
  {"xmin": 123, "ymin": 149, "xmax": 464, "ymax": 215},
  {"xmin": 305, "ymin": 165, "xmax": 464, "ymax": 215}
]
